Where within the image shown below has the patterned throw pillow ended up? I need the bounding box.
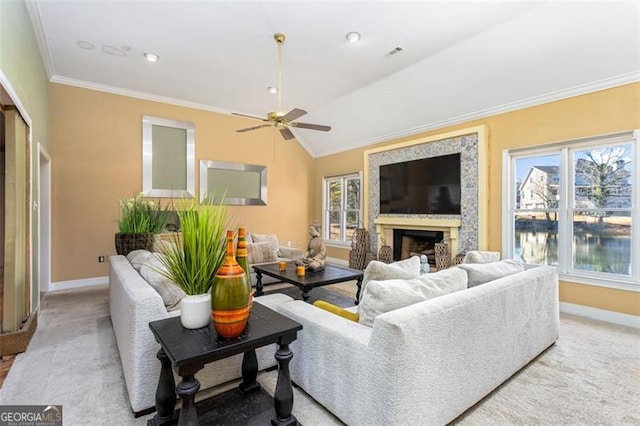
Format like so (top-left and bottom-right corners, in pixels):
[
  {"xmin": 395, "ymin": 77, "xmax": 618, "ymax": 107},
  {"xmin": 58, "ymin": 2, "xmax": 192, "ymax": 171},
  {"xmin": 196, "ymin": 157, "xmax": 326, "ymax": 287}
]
[
  {"xmin": 250, "ymin": 233, "xmax": 281, "ymax": 256},
  {"xmin": 247, "ymin": 241, "xmax": 278, "ymax": 264},
  {"xmin": 358, "ymin": 266, "xmax": 468, "ymax": 327}
]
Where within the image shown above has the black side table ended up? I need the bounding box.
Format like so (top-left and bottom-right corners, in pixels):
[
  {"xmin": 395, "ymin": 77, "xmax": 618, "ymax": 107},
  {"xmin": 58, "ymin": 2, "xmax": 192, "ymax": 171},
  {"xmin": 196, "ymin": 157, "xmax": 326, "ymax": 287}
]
[{"xmin": 148, "ymin": 303, "xmax": 303, "ymax": 426}]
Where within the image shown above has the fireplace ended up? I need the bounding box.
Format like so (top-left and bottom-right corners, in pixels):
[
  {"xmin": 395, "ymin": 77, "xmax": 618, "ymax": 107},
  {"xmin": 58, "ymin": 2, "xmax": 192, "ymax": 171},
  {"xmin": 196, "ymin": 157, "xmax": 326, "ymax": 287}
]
[
  {"xmin": 373, "ymin": 217, "xmax": 461, "ymax": 265},
  {"xmin": 393, "ymin": 229, "xmax": 444, "ymax": 266}
]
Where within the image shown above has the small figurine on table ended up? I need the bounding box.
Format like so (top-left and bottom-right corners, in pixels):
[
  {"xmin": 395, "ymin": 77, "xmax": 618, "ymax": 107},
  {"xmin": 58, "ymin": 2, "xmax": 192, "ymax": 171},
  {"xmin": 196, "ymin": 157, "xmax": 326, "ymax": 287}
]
[{"xmin": 296, "ymin": 222, "xmax": 326, "ymax": 272}]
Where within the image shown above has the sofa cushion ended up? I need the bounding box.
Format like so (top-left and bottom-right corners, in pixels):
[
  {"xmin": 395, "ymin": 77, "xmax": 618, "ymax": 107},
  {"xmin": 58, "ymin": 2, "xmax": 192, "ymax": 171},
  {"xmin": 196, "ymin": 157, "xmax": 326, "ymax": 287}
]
[
  {"xmin": 134, "ymin": 252, "xmax": 186, "ymax": 311},
  {"xmin": 361, "ymin": 256, "xmax": 421, "ymax": 293},
  {"xmin": 249, "ymin": 233, "xmax": 282, "ymax": 256},
  {"xmin": 358, "ymin": 266, "xmax": 467, "ymax": 327},
  {"xmin": 247, "ymin": 241, "xmax": 278, "ymax": 264},
  {"xmin": 457, "ymin": 259, "xmax": 524, "ymax": 287}
]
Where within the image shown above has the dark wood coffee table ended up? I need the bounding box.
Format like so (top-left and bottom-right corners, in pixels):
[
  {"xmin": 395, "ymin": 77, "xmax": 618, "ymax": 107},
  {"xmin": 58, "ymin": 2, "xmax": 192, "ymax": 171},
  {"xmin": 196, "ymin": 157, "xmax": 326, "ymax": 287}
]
[
  {"xmin": 253, "ymin": 262, "xmax": 364, "ymax": 304},
  {"xmin": 148, "ymin": 303, "xmax": 303, "ymax": 426}
]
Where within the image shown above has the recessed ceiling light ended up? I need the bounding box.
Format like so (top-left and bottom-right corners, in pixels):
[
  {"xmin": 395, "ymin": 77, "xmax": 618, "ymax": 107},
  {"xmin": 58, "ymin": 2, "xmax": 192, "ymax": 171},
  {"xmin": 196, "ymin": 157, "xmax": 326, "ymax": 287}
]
[
  {"xmin": 346, "ymin": 32, "xmax": 361, "ymax": 43},
  {"xmin": 144, "ymin": 53, "xmax": 159, "ymax": 62},
  {"xmin": 267, "ymin": 86, "xmax": 278, "ymax": 94}
]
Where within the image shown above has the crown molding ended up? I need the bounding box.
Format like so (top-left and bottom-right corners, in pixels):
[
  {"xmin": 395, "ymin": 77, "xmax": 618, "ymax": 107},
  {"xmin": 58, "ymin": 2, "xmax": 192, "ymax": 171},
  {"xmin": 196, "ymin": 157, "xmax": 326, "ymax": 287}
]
[
  {"xmin": 51, "ymin": 75, "xmax": 237, "ymax": 115},
  {"xmin": 315, "ymin": 71, "xmax": 640, "ymax": 158},
  {"xmin": 50, "ymin": 68, "xmax": 638, "ymax": 161},
  {"xmin": 25, "ymin": 0, "xmax": 54, "ymax": 80}
]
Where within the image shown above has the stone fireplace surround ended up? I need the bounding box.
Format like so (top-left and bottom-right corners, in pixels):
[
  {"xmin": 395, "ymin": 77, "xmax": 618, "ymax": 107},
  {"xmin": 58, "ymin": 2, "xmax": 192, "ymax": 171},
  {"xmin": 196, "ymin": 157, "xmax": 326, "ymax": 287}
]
[{"xmin": 364, "ymin": 126, "xmax": 488, "ymax": 262}]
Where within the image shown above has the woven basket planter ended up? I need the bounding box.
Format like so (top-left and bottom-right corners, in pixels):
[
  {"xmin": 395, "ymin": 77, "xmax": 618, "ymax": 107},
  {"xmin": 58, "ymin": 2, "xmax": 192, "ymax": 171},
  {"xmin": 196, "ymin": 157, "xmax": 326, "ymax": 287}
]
[
  {"xmin": 434, "ymin": 242, "xmax": 450, "ymax": 271},
  {"xmin": 378, "ymin": 244, "xmax": 392, "ymax": 264},
  {"xmin": 115, "ymin": 232, "xmax": 155, "ymax": 256},
  {"xmin": 349, "ymin": 228, "xmax": 372, "ymax": 270}
]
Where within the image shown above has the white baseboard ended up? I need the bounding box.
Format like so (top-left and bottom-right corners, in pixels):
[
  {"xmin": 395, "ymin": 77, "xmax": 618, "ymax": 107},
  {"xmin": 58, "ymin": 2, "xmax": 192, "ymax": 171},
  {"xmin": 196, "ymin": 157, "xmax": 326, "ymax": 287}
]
[
  {"xmin": 327, "ymin": 257, "xmax": 349, "ymax": 267},
  {"xmin": 49, "ymin": 276, "xmax": 109, "ymax": 292},
  {"xmin": 560, "ymin": 302, "xmax": 639, "ymax": 329}
]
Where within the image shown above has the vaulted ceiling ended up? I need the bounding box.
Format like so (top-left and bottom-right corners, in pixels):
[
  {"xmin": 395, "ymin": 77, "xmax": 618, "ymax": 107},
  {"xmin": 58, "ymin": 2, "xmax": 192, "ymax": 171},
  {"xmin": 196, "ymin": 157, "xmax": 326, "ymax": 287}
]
[{"xmin": 27, "ymin": 1, "xmax": 639, "ymax": 157}]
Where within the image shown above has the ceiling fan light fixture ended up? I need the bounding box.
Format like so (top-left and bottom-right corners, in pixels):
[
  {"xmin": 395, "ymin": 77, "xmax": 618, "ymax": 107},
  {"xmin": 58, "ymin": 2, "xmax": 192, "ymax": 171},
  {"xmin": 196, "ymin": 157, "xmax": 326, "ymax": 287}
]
[{"xmin": 346, "ymin": 32, "xmax": 361, "ymax": 43}]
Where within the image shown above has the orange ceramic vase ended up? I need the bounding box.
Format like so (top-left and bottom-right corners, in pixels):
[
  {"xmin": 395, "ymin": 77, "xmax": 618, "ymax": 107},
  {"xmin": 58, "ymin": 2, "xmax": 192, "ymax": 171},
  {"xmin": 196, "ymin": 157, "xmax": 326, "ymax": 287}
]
[{"xmin": 211, "ymin": 230, "xmax": 253, "ymax": 339}]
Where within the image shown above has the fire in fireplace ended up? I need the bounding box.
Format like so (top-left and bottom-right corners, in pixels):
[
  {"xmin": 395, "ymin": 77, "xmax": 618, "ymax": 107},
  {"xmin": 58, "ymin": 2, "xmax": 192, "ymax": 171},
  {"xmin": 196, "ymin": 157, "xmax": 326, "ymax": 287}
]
[{"xmin": 393, "ymin": 229, "xmax": 444, "ymax": 266}]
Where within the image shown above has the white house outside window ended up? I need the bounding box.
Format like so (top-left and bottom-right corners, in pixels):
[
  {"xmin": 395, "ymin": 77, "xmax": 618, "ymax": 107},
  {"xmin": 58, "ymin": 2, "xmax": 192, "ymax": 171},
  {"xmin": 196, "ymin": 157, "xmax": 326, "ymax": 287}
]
[
  {"xmin": 323, "ymin": 173, "xmax": 362, "ymax": 245},
  {"xmin": 503, "ymin": 130, "xmax": 639, "ymax": 290}
]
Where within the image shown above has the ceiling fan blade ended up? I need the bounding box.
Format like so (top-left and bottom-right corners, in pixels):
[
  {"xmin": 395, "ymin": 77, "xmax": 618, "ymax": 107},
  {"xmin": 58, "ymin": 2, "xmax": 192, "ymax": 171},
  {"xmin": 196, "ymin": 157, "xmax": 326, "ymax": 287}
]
[
  {"xmin": 283, "ymin": 108, "xmax": 307, "ymax": 122},
  {"xmin": 291, "ymin": 122, "xmax": 331, "ymax": 132},
  {"xmin": 232, "ymin": 112, "xmax": 267, "ymax": 121},
  {"xmin": 280, "ymin": 127, "xmax": 295, "ymax": 140},
  {"xmin": 237, "ymin": 124, "xmax": 272, "ymax": 133}
]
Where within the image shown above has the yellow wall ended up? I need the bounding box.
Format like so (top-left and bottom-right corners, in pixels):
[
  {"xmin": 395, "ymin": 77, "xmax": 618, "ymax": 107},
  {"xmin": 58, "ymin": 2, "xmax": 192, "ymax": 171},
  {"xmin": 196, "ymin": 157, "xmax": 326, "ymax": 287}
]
[
  {"xmin": 49, "ymin": 84, "xmax": 314, "ymax": 284},
  {"xmin": 0, "ymin": 1, "xmax": 49, "ymax": 149},
  {"xmin": 0, "ymin": 0, "xmax": 50, "ymax": 308},
  {"xmin": 315, "ymin": 82, "xmax": 640, "ymax": 316}
]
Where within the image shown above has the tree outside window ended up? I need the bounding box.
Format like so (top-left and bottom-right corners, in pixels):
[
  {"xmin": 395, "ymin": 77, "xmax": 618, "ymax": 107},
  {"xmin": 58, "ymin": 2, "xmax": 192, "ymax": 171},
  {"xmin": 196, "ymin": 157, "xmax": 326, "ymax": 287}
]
[{"xmin": 507, "ymin": 134, "xmax": 637, "ymax": 284}]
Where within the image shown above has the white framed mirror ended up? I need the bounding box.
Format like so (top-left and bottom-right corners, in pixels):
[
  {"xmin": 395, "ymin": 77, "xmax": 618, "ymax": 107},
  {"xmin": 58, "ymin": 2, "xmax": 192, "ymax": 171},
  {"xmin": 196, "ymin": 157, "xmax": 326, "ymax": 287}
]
[
  {"xmin": 200, "ymin": 160, "xmax": 267, "ymax": 205},
  {"xmin": 142, "ymin": 115, "xmax": 195, "ymax": 198}
]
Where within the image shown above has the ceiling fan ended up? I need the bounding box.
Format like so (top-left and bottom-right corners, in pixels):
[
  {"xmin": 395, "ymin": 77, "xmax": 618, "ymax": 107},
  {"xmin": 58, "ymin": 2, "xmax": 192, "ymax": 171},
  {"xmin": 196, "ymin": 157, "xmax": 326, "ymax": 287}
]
[{"xmin": 233, "ymin": 33, "xmax": 331, "ymax": 140}]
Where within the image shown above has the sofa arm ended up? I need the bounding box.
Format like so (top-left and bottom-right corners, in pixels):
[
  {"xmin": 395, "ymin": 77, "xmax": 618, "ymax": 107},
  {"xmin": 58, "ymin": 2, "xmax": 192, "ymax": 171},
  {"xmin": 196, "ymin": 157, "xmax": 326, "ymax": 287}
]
[
  {"xmin": 277, "ymin": 301, "xmax": 391, "ymax": 426},
  {"xmin": 109, "ymin": 255, "xmax": 170, "ymax": 412}
]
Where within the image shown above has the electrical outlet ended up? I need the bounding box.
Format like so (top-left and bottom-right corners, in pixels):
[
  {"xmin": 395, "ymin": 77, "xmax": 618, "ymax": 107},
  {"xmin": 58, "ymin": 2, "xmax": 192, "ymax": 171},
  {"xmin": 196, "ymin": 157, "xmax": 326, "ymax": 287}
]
[{"xmin": 98, "ymin": 256, "xmax": 105, "ymax": 263}]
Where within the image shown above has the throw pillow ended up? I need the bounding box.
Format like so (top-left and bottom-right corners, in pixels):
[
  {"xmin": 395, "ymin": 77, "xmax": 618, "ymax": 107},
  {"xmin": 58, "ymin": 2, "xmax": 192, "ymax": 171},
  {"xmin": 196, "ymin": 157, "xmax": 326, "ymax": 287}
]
[
  {"xmin": 358, "ymin": 266, "xmax": 468, "ymax": 327},
  {"xmin": 457, "ymin": 259, "xmax": 524, "ymax": 288},
  {"xmin": 250, "ymin": 233, "xmax": 282, "ymax": 257},
  {"xmin": 313, "ymin": 300, "xmax": 360, "ymax": 322},
  {"xmin": 138, "ymin": 253, "xmax": 185, "ymax": 311},
  {"xmin": 127, "ymin": 250, "xmax": 153, "ymax": 272},
  {"xmin": 361, "ymin": 256, "xmax": 422, "ymax": 293},
  {"xmin": 247, "ymin": 241, "xmax": 278, "ymax": 264},
  {"xmin": 463, "ymin": 251, "xmax": 501, "ymax": 264}
]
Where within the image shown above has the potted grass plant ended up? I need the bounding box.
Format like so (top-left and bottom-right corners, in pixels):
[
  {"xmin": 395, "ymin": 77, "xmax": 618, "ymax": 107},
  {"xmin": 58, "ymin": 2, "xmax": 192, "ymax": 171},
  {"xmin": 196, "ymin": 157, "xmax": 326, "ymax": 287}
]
[
  {"xmin": 156, "ymin": 200, "xmax": 230, "ymax": 329},
  {"xmin": 115, "ymin": 193, "xmax": 170, "ymax": 256}
]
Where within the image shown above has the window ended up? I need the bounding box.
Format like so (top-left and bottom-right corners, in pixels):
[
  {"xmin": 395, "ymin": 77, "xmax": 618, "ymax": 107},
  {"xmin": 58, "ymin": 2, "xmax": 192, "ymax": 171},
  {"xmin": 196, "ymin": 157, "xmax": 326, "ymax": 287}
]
[
  {"xmin": 503, "ymin": 131, "xmax": 639, "ymax": 289},
  {"xmin": 323, "ymin": 173, "xmax": 362, "ymax": 245}
]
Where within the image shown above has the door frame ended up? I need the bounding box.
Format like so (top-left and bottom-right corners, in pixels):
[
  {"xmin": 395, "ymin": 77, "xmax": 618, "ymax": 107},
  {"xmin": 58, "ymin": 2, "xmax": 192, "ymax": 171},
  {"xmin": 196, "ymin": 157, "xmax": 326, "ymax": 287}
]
[{"xmin": 38, "ymin": 143, "xmax": 51, "ymax": 294}]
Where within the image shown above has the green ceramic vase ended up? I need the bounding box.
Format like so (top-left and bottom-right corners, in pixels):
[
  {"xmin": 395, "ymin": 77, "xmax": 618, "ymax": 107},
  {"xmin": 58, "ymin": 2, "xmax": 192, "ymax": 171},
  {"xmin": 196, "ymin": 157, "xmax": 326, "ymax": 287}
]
[{"xmin": 211, "ymin": 230, "xmax": 253, "ymax": 339}]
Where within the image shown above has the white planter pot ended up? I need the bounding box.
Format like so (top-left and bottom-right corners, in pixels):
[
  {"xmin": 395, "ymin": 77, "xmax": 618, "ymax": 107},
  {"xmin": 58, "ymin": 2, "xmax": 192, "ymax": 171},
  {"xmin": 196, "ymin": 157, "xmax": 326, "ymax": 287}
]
[{"xmin": 180, "ymin": 293, "xmax": 211, "ymax": 329}]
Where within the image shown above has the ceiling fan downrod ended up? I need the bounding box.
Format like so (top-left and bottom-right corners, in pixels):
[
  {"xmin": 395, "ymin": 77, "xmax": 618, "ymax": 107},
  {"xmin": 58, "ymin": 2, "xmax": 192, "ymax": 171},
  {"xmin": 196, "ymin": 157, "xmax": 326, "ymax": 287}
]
[{"xmin": 274, "ymin": 33, "xmax": 285, "ymax": 116}]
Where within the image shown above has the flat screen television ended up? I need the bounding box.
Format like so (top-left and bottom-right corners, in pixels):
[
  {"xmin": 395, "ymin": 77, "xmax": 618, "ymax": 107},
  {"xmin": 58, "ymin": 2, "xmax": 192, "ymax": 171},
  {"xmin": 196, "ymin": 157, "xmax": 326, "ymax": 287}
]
[{"xmin": 379, "ymin": 153, "xmax": 461, "ymax": 214}]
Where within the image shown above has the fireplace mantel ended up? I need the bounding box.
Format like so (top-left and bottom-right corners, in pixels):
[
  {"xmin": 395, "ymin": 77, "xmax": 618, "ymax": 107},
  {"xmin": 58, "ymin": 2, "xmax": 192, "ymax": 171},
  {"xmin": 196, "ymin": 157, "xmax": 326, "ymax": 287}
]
[{"xmin": 374, "ymin": 217, "xmax": 461, "ymax": 261}]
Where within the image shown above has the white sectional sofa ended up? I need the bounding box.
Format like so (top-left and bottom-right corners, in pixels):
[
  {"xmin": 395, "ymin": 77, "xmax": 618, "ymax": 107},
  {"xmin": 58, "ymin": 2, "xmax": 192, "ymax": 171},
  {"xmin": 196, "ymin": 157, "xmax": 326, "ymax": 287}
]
[
  {"xmin": 277, "ymin": 263, "xmax": 559, "ymax": 425},
  {"xmin": 108, "ymin": 254, "xmax": 294, "ymax": 414}
]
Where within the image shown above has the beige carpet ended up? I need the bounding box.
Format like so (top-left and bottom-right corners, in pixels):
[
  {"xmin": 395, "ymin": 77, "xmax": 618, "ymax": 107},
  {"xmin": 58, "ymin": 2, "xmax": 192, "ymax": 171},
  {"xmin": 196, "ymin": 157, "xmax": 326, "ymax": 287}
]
[{"xmin": 0, "ymin": 283, "xmax": 638, "ymax": 425}]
